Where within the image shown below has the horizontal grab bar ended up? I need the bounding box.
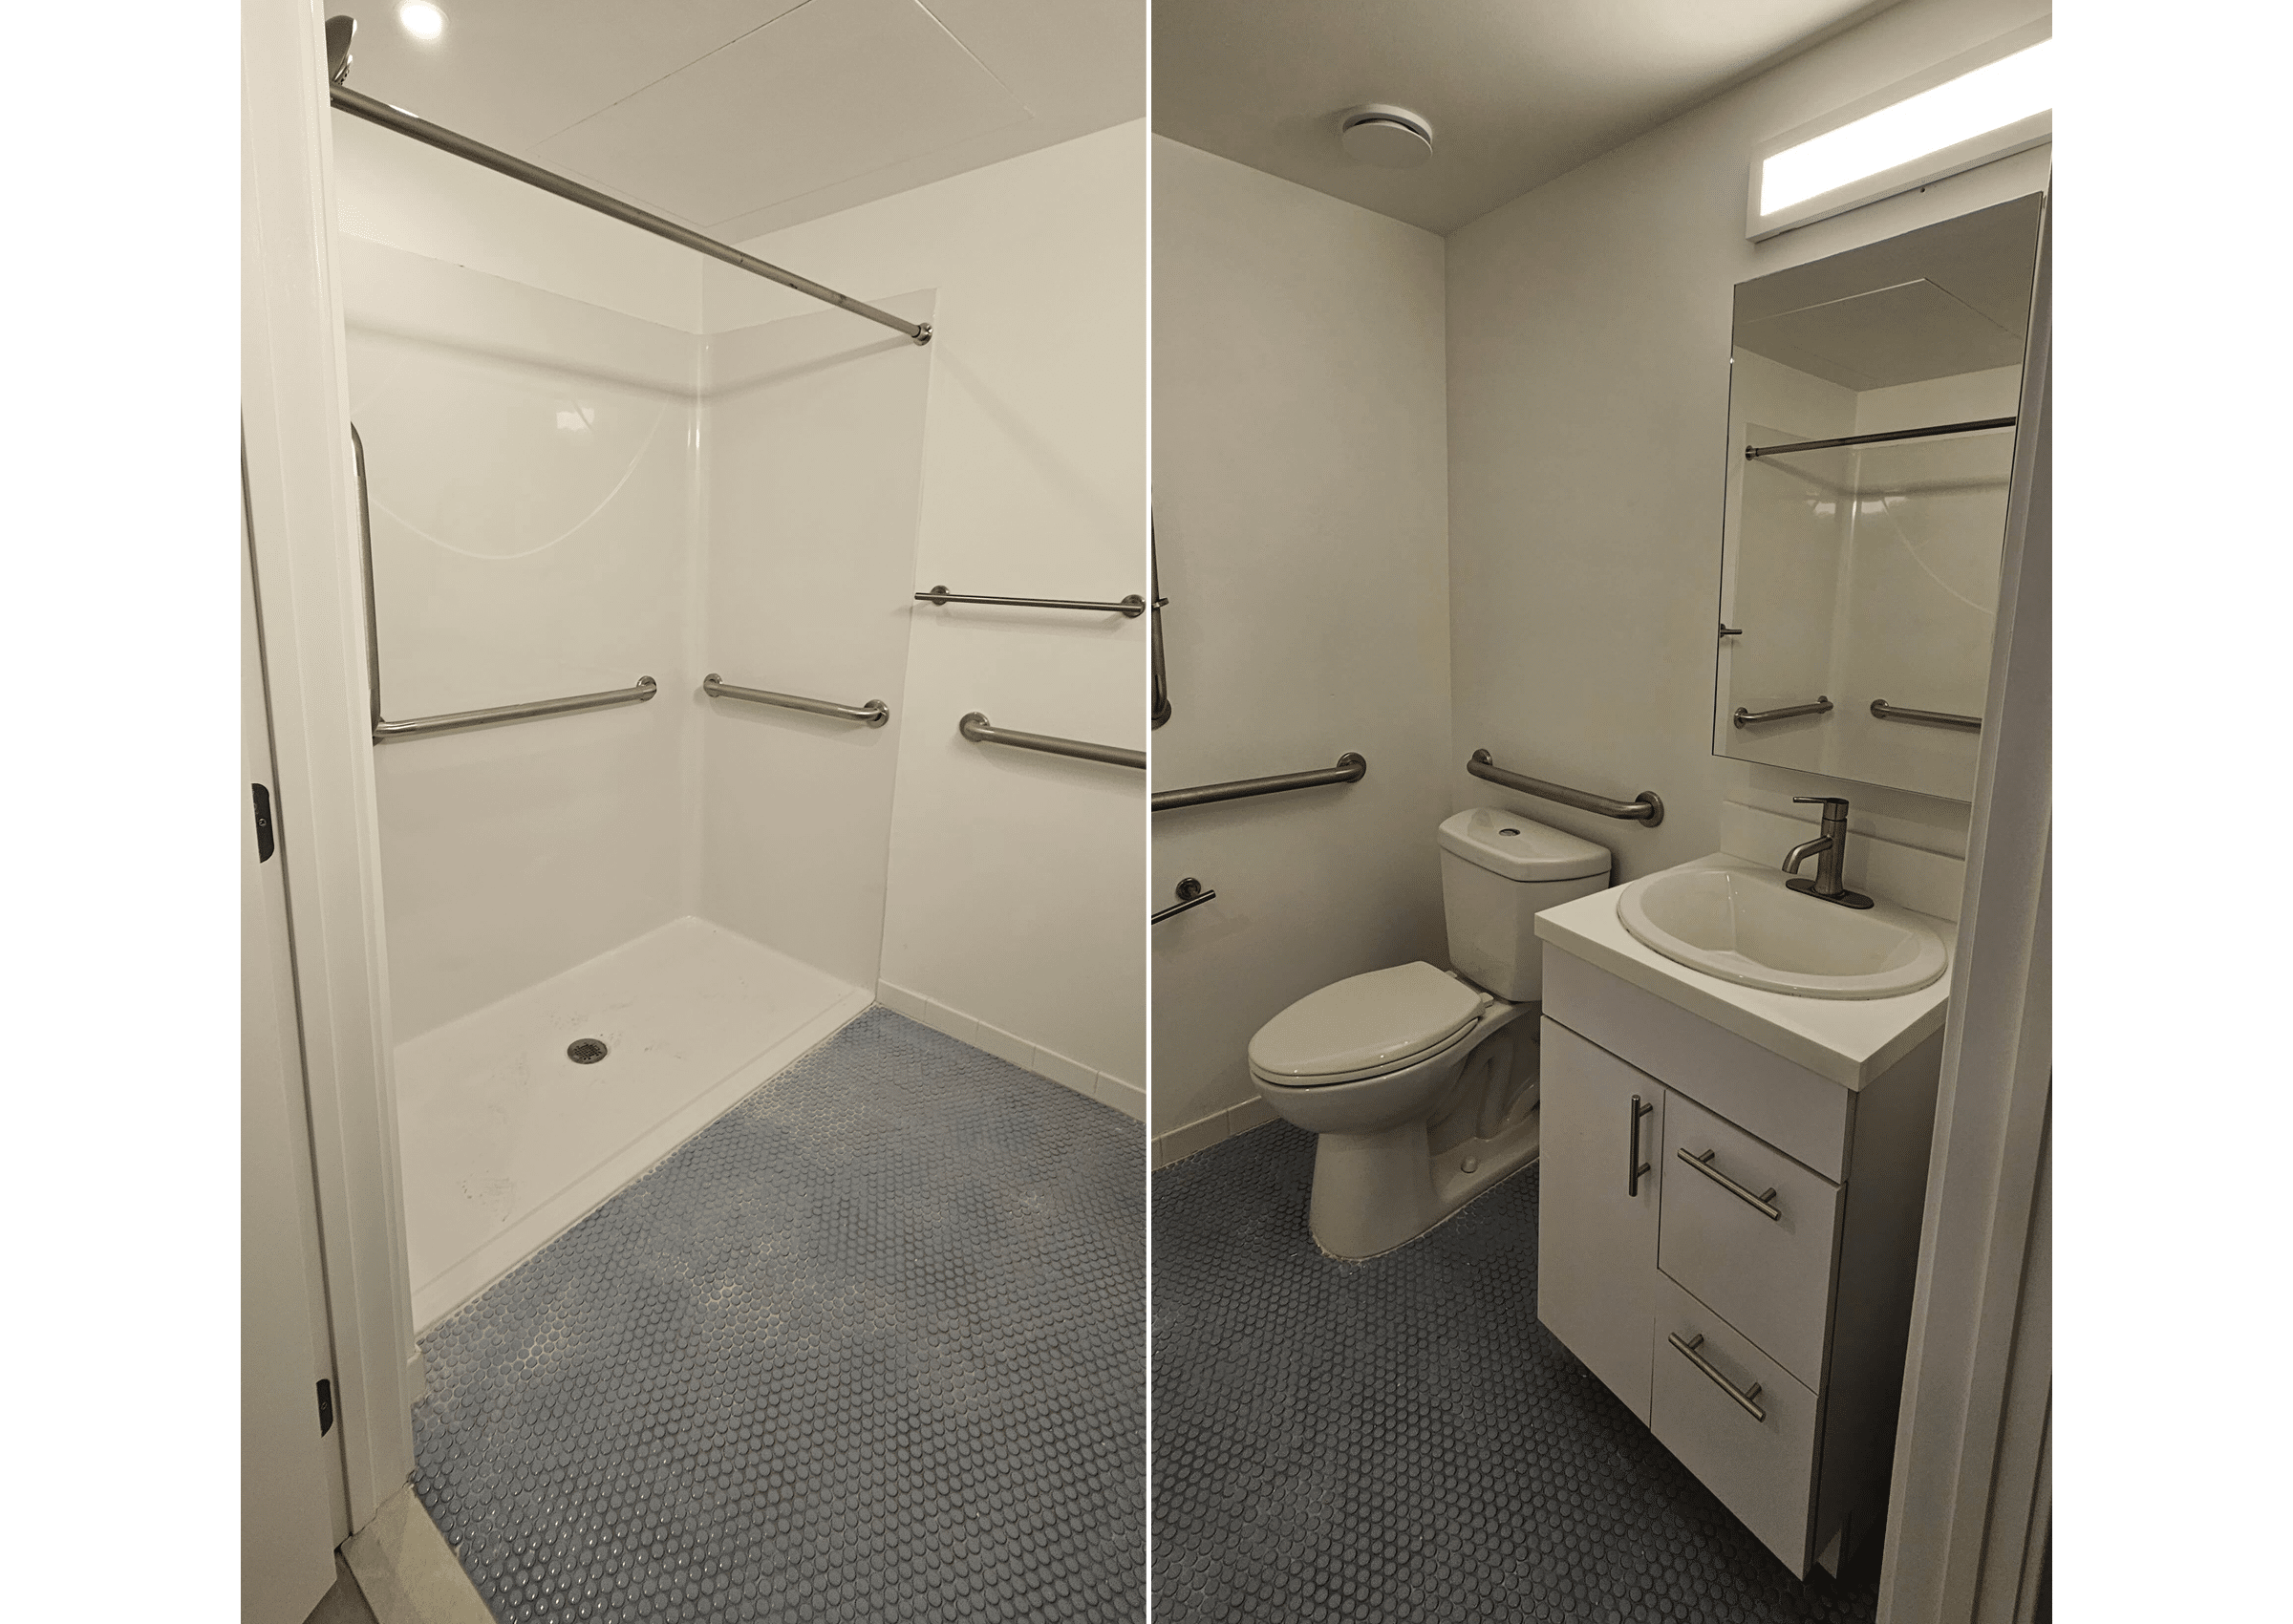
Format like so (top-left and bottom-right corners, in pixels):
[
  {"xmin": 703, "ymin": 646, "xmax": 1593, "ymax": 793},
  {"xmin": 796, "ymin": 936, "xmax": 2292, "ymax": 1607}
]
[
  {"xmin": 1870, "ymin": 698, "xmax": 1982, "ymax": 732},
  {"xmin": 703, "ymin": 674, "xmax": 889, "ymax": 727},
  {"xmin": 1744, "ymin": 416, "xmax": 2016, "ymax": 459},
  {"xmin": 916, "ymin": 586, "xmax": 1146, "ymax": 618},
  {"xmin": 1152, "ymin": 754, "xmax": 1366, "ymax": 812},
  {"xmin": 373, "ymin": 677, "xmax": 658, "ymax": 742},
  {"xmin": 958, "ymin": 712, "xmax": 1145, "ymax": 770},
  {"xmin": 1466, "ymin": 750, "xmax": 1662, "ymax": 826},
  {"xmin": 1733, "ymin": 695, "xmax": 1832, "ymax": 728},
  {"xmin": 1152, "ymin": 878, "xmax": 1216, "ymax": 924}
]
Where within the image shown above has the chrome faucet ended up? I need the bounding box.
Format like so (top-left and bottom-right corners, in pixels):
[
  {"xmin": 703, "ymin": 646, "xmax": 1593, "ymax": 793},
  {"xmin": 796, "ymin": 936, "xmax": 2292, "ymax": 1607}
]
[{"xmin": 1780, "ymin": 796, "xmax": 1875, "ymax": 909}]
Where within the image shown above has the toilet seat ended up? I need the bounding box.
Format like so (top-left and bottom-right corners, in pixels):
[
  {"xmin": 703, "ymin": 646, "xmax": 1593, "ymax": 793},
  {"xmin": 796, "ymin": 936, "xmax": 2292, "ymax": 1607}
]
[{"xmin": 1249, "ymin": 962, "xmax": 1491, "ymax": 1087}]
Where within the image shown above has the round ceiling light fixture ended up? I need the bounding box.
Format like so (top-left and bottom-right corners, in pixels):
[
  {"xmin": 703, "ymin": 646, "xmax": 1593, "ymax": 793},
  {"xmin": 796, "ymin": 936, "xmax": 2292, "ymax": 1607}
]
[
  {"xmin": 1339, "ymin": 105, "xmax": 1434, "ymax": 168},
  {"xmin": 397, "ymin": 1, "xmax": 446, "ymax": 41}
]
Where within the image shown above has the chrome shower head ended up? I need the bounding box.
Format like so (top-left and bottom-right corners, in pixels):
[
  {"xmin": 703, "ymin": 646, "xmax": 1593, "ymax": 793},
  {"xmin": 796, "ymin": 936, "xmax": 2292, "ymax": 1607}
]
[{"xmin": 326, "ymin": 14, "xmax": 355, "ymax": 86}]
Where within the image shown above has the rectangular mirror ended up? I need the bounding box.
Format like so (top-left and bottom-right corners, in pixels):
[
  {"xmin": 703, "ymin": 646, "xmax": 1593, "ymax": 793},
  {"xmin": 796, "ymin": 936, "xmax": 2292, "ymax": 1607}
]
[{"xmin": 1712, "ymin": 192, "xmax": 2044, "ymax": 801}]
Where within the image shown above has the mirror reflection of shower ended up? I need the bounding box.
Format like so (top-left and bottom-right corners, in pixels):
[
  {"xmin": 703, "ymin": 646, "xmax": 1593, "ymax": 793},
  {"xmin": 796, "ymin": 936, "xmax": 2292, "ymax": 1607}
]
[{"xmin": 1711, "ymin": 193, "xmax": 2045, "ymax": 801}]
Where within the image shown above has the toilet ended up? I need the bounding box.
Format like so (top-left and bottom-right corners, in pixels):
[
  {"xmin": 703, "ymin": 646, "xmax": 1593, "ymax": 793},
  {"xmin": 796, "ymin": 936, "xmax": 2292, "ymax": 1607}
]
[{"xmin": 1249, "ymin": 807, "xmax": 1614, "ymax": 1258}]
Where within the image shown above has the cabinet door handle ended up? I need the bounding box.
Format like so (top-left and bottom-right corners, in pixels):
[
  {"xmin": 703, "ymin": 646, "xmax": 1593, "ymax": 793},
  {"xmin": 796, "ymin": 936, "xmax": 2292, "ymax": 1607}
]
[
  {"xmin": 1669, "ymin": 1332, "xmax": 1766, "ymax": 1421},
  {"xmin": 1677, "ymin": 1146, "xmax": 1781, "ymax": 1220},
  {"xmin": 1627, "ymin": 1094, "xmax": 1655, "ymax": 1196}
]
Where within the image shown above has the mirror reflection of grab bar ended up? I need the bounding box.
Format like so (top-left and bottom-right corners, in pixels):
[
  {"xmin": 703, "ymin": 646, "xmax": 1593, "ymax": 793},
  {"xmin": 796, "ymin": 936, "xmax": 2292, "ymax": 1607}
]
[
  {"xmin": 958, "ymin": 712, "xmax": 1145, "ymax": 769},
  {"xmin": 703, "ymin": 675, "xmax": 889, "ymax": 727},
  {"xmin": 917, "ymin": 586, "xmax": 1146, "ymax": 618},
  {"xmin": 1466, "ymin": 750, "xmax": 1662, "ymax": 826},
  {"xmin": 1152, "ymin": 754, "xmax": 1365, "ymax": 812},
  {"xmin": 1732, "ymin": 696, "xmax": 1833, "ymax": 729},
  {"xmin": 1152, "ymin": 878, "xmax": 1216, "ymax": 924},
  {"xmin": 1869, "ymin": 698, "xmax": 1982, "ymax": 732}
]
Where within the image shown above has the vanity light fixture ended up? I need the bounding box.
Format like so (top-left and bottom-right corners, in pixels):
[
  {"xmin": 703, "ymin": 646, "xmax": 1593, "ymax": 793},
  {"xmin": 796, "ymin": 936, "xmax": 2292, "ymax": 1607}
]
[
  {"xmin": 397, "ymin": 1, "xmax": 445, "ymax": 41},
  {"xmin": 1748, "ymin": 20, "xmax": 2049, "ymax": 240}
]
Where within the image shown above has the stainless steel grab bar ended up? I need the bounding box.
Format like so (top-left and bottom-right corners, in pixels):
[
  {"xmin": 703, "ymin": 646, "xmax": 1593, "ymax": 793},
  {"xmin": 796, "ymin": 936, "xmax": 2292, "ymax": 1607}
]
[
  {"xmin": 916, "ymin": 586, "xmax": 1146, "ymax": 618},
  {"xmin": 1733, "ymin": 696, "xmax": 1832, "ymax": 728},
  {"xmin": 374, "ymin": 679, "xmax": 659, "ymax": 741},
  {"xmin": 353, "ymin": 424, "xmax": 661, "ymax": 744},
  {"xmin": 327, "ymin": 80, "xmax": 927, "ymax": 344},
  {"xmin": 1668, "ymin": 1334, "xmax": 1767, "ymax": 1421},
  {"xmin": 1870, "ymin": 698, "xmax": 1982, "ymax": 732},
  {"xmin": 1745, "ymin": 416, "xmax": 2015, "ymax": 459},
  {"xmin": 1466, "ymin": 750, "xmax": 1662, "ymax": 826},
  {"xmin": 1152, "ymin": 754, "xmax": 1366, "ymax": 812},
  {"xmin": 958, "ymin": 712, "xmax": 1145, "ymax": 769},
  {"xmin": 1152, "ymin": 878, "xmax": 1216, "ymax": 924},
  {"xmin": 703, "ymin": 674, "xmax": 889, "ymax": 727}
]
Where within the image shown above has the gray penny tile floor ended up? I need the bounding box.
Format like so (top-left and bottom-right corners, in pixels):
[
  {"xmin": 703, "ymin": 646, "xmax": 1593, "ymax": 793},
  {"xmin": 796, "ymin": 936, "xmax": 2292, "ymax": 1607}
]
[
  {"xmin": 1150, "ymin": 1121, "xmax": 1881, "ymax": 1623},
  {"xmin": 410, "ymin": 1007, "xmax": 1145, "ymax": 1623}
]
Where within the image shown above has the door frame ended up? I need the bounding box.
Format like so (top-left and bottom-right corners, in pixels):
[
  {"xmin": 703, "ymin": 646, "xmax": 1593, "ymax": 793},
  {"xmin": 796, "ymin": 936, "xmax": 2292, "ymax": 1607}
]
[
  {"xmin": 1875, "ymin": 195, "xmax": 2051, "ymax": 1624},
  {"xmin": 243, "ymin": 0, "xmax": 418, "ymax": 1530}
]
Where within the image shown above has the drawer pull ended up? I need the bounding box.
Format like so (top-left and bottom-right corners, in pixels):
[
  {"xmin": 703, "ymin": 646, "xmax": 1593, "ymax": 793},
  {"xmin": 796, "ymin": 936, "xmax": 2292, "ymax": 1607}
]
[
  {"xmin": 1669, "ymin": 1332, "xmax": 1767, "ymax": 1421},
  {"xmin": 1678, "ymin": 1146, "xmax": 1781, "ymax": 1220},
  {"xmin": 1627, "ymin": 1094, "xmax": 1655, "ymax": 1196}
]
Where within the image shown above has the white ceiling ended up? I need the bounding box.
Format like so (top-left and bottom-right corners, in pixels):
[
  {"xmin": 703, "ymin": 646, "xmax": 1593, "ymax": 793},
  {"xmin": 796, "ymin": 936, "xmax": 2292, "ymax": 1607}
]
[
  {"xmin": 328, "ymin": 0, "xmax": 1143, "ymax": 241},
  {"xmin": 1152, "ymin": 0, "xmax": 1908, "ymax": 236}
]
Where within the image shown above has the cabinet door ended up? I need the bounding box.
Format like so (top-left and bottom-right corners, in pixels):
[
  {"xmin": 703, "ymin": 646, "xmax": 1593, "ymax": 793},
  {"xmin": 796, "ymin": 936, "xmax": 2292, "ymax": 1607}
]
[{"xmin": 1537, "ymin": 1017, "xmax": 1664, "ymax": 1421}]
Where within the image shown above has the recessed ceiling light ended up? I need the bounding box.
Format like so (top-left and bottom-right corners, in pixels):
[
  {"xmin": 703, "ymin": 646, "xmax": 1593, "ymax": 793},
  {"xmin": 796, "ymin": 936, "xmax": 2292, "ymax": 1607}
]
[
  {"xmin": 1339, "ymin": 106, "xmax": 1434, "ymax": 169},
  {"xmin": 397, "ymin": 2, "xmax": 445, "ymax": 42}
]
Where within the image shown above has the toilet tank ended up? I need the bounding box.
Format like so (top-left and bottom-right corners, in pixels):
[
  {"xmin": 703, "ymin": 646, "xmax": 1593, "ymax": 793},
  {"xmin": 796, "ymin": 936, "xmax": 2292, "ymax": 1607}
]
[{"xmin": 1438, "ymin": 807, "xmax": 1613, "ymax": 1000}]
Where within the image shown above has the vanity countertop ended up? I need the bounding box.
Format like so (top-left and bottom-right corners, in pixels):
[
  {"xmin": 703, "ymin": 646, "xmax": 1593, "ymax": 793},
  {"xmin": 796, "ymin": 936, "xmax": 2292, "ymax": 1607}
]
[{"xmin": 1533, "ymin": 852, "xmax": 1956, "ymax": 1090}]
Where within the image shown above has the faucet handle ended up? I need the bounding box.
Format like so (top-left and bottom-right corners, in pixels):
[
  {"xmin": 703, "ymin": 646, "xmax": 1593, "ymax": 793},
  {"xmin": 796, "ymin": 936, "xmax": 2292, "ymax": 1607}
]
[{"xmin": 1792, "ymin": 796, "xmax": 1849, "ymax": 810}]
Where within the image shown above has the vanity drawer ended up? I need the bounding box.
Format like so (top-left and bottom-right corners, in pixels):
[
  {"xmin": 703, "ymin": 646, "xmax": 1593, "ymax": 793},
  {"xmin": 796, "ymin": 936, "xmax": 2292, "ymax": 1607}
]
[
  {"xmin": 1658, "ymin": 1093, "xmax": 1841, "ymax": 1389},
  {"xmin": 1650, "ymin": 1272, "xmax": 1819, "ymax": 1577}
]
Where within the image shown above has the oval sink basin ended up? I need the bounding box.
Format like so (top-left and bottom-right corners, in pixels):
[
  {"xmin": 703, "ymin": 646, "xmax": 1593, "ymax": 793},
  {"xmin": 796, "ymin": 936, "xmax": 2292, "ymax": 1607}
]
[{"xmin": 1616, "ymin": 865, "xmax": 1948, "ymax": 999}]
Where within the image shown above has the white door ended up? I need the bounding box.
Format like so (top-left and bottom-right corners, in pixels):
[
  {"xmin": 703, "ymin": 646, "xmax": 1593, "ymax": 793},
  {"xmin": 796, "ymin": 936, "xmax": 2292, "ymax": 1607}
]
[
  {"xmin": 1536, "ymin": 1016, "xmax": 1665, "ymax": 1421},
  {"xmin": 244, "ymin": 474, "xmax": 347, "ymax": 1624}
]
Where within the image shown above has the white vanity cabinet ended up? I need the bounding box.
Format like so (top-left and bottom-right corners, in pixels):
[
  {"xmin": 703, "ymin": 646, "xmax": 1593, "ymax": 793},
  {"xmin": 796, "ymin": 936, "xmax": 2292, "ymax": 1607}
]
[{"xmin": 1533, "ymin": 945, "xmax": 1944, "ymax": 1579}]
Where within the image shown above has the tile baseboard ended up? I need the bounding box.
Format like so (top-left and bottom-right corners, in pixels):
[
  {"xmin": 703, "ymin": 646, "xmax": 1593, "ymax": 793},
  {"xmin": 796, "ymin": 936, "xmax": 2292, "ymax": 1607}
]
[
  {"xmin": 1151, "ymin": 1094, "xmax": 1276, "ymax": 1171},
  {"xmin": 875, "ymin": 981, "xmax": 1145, "ymax": 1123}
]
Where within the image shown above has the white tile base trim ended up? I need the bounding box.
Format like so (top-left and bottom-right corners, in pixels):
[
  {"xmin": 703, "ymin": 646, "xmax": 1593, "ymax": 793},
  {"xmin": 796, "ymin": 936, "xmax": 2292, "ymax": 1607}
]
[
  {"xmin": 875, "ymin": 981, "xmax": 1146, "ymax": 1123},
  {"xmin": 1151, "ymin": 1094, "xmax": 1276, "ymax": 1171}
]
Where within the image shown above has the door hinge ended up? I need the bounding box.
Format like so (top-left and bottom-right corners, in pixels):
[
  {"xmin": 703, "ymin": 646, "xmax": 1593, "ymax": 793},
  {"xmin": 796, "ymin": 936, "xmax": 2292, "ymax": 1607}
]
[
  {"xmin": 251, "ymin": 782, "xmax": 276, "ymax": 862},
  {"xmin": 316, "ymin": 1378, "xmax": 335, "ymax": 1436}
]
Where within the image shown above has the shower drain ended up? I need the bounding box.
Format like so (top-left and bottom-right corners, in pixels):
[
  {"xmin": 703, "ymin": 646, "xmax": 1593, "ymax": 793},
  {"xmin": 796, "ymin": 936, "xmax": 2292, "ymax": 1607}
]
[{"xmin": 567, "ymin": 1038, "xmax": 608, "ymax": 1065}]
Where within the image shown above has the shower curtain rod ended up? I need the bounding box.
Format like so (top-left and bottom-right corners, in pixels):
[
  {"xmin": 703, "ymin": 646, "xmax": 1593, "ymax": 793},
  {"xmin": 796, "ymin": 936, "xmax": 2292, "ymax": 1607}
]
[{"xmin": 326, "ymin": 82, "xmax": 932, "ymax": 345}]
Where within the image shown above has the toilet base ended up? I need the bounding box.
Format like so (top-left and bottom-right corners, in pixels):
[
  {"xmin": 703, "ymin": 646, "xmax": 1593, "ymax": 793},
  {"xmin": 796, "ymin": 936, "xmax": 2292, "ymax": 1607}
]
[{"xmin": 1307, "ymin": 1100, "xmax": 1542, "ymax": 1260}]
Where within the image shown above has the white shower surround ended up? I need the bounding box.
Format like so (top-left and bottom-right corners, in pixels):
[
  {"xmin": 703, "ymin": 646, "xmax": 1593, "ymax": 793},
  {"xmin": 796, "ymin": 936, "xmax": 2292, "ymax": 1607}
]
[{"xmin": 344, "ymin": 213, "xmax": 1136, "ymax": 1329}]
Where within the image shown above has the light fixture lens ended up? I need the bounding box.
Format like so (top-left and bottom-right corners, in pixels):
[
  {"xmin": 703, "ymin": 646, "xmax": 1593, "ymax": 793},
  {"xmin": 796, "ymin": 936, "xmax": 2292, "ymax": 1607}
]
[
  {"xmin": 397, "ymin": 2, "xmax": 445, "ymax": 42},
  {"xmin": 1761, "ymin": 39, "xmax": 2050, "ymax": 217}
]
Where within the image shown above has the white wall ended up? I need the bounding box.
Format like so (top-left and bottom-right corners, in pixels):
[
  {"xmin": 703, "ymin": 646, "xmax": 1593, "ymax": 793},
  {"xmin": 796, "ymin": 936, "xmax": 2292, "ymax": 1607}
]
[
  {"xmin": 697, "ymin": 295, "xmax": 936, "ymax": 991},
  {"xmin": 702, "ymin": 121, "xmax": 1149, "ymax": 1105},
  {"xmin": 1150, "ymin": 138, "xmax": 1452, "ymax": 1143},
  {"xmin": 342, "ymin": 240, "xmax": 701, "ymax": 1037},
  {"xmin": 1446, "ymin": 0, "xmax": 2051, "ymax": 876}
]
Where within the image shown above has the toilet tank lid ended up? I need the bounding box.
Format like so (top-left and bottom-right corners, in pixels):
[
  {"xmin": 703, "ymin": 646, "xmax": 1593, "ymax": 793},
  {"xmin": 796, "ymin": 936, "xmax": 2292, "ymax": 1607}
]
[
  {"xmin": 1249, "ymin": 962, "xmax": 1488, "ymax": 1080},
  {"xmin": 1439, "ymin": 806, "xmax": 1612, "ymax": 882}
]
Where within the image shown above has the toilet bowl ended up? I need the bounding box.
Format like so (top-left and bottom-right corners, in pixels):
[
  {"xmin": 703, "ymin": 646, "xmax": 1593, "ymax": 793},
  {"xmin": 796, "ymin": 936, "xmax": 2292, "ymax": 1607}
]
[{"xmin": 1248, "ymin": 807, "xmax": 1613, "ymax": 1258}]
